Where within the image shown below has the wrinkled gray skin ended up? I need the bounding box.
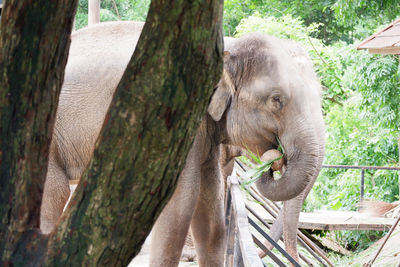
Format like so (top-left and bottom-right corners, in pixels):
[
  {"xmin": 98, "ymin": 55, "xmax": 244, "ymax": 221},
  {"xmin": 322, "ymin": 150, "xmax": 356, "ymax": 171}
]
[{"xmin": 40, "ymin": 21, "xmax": 324, "ymax": 266}]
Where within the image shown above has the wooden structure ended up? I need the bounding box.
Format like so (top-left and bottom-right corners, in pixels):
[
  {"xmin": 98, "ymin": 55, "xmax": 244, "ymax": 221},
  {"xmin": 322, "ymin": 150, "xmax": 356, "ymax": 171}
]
[
  {"xmin": 225, "ymin": 171, "xmax": 334, "ymax": 266},
  {"xmin": 250, "ymin": 207, "xmax": 395, "ymax": 231},
  {"xmin": 357, "ymin": 18, "xmax": 400, "ymax": 54},
  {"xmin": 227, "ymin": 159, "xmax": 400, "ymax": 266}
]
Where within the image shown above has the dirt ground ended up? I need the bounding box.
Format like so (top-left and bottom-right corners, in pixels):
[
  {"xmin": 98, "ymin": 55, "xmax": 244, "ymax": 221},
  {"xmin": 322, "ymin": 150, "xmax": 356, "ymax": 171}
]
[
  {"xmin": 335, "ymin": 228, "xmax": 400, "ymax": 267},
  {"xmin": 128, "ymin": 235, "xmax": 198, "ymax": 267}
]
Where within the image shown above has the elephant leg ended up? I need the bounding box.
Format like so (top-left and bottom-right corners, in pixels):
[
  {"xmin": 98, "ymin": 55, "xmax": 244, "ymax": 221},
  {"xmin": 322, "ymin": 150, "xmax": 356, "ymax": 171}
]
[
  {"xmin": 190, "ymin": 160, "xmax": 225, "ymax": 267},
  {"xmin": 282, "ymin": 195, "xmax": 304, "ymax": 265},
  {"xmin": 180, "ymin": 229, "xmax": 197, "ymax": 262},
  {"xmin": 149, "ymin": 162, "xmax": 201, "ymax": 267},
  {"xmin": 259, "ymin": 208, "xmax": 284, "ymax": 256},
  {"xmin": 40, "ymin": 159, "xmax": 70, "ymax": 234}
]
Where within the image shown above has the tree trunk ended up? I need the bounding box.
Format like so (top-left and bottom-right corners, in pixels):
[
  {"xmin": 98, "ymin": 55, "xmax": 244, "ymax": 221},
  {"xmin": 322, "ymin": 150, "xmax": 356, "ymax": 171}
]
[
  {"xmin": 0, "ymin": 0, "xmax": 223, "ymax": 266},
  {"xmin": 88, "ymin": 0, "xmax": 100, "ymax": 26},
  {"xmin": 0, "ymin": 1, "xmax": 78, "ymax": 265}
]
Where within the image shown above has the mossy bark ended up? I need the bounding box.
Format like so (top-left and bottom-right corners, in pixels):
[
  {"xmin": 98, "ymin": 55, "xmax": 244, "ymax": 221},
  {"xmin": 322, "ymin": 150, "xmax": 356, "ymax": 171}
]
[
  {"xmin": 1, "ymin": 0, "xmax": 223, "ymax": 266},
  {"xmin": 0, "ymin": 1, "xmax": 78, "ymax": 265}
]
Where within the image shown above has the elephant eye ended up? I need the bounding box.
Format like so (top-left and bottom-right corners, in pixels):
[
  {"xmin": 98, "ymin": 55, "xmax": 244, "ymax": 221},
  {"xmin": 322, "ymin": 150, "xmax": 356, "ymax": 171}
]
[
  {"xmin": 268, "ymin": 94, "xmax": 285, "ymax": 112},
  {"xmin": 272, "ymin": 96, "xmax": 281, "ymax": 103}
]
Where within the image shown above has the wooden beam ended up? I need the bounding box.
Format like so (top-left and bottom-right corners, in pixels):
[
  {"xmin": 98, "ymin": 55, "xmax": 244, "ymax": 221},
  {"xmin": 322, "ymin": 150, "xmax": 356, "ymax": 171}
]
[
  {"xmin": 357, "ymin": 18, "xmax": 400, "ymax": 50},
  {"xmin": 249, "ymin": 203, "xmax": 395, "ymax": 231},
  {"xmin": 368, "ymin": 47, "xmax": 400, "ymax": 55}
]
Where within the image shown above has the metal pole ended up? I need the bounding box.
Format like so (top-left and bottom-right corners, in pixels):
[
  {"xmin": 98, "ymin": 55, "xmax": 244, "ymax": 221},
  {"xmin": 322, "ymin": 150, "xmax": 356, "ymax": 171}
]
[{"xmin": 361, "ymin": 169, "xmax": 365, "ymax": 202}]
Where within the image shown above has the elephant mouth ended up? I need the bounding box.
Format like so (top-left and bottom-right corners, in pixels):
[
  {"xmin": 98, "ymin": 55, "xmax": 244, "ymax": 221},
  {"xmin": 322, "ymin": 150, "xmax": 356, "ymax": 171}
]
[
  {"xmin": 255, "ymin": 136, "xmax": 320, "ymax": 201},
  {"xmin": 263, "ymin": 156, "xmax": 286, "ymax": 180}
]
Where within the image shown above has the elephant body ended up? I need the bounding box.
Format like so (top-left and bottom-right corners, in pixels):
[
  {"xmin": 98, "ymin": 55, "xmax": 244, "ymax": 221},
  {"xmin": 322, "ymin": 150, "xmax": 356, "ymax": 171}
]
[
  {"xmin": 40, "ymin": 21, "xmax": 144, "ymax": 233},
  {"xmin": 40, "ymin": 21, "xmax": 325, "ymax": 266}
]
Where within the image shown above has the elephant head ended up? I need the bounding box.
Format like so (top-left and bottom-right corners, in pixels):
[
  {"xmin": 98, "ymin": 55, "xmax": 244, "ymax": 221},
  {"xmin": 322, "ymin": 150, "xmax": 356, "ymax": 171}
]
[{"xmin": 209, "ymin": 34, "xmax": 325, "ymax": 201}]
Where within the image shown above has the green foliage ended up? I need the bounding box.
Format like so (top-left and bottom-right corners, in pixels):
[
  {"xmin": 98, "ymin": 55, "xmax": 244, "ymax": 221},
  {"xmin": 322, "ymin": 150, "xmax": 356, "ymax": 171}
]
[
  {"xmin": 74, "ymin": 0, "xmax": 150, "ymax": 29},
  {"xmin": 333, "ymin": 0, "xmax": 400, "ymax": 40},
  {"xmin": 345, "ymin": 54, "xmax": 400, "ymax": 129},
  {"xmin": 225, "ymin": 0, "xmax": 400, "ymax": 44},
  {"xmin": 224, "ymin": 0, "xmax": 363, "ymax": 44},
  {"xmin": 334, "ymin": 230, "xmax": 384, "ymax": 251},
  {"xmin": 306, "ymin": 94, "xmax": 399, "ymax": 212}
]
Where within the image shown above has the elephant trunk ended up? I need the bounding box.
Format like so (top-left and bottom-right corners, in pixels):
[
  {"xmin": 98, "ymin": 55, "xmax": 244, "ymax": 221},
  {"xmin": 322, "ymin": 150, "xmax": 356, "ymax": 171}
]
[{"xmin": 255, "ymin": 121, "xmax": 320, "ymax": 201}]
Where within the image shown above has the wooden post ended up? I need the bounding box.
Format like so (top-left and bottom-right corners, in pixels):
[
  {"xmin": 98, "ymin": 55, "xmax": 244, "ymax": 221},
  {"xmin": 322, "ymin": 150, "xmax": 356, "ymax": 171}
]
[
  {"xmin": 88, "ymin": 0, "xmax": 100, "ymax": 26},
  {"xmin": 398, "ymin": 136, "xmax": 400, "ymax": 200},
  {"xmin": 361, "ymin": 169, "xmax": 365, "ymax": 202}
]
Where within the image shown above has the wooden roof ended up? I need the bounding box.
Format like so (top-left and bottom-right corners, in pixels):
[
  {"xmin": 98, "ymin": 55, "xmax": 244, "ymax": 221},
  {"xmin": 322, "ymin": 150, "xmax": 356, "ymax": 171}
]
[{"xmin": 357, "ymin": 18, "xmax": 400, "ymax": 54}]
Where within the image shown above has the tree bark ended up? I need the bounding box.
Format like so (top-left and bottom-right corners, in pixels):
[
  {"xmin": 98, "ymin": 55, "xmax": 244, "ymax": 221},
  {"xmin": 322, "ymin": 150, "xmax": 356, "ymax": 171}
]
[
  {"xmin": 1, "ymin": 0, "xmax": 223, "ymax": 266},
  {"xmin": 0, "ymin": 1, "xmax": 78, "ymax": 265},
  {"xmin": 88, "ymin": 0, "xmax": 100, "ymax": 26}
]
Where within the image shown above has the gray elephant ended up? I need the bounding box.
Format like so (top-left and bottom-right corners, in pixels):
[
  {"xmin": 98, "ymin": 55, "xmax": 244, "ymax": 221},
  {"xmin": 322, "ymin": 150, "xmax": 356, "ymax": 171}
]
[
  {"xmin": 40, "ymin": 21, "xmax": 324, "ymax": 266},
  {"xmin": 151, "ymin": 33, "xmax": 325, "ymax": 266}
]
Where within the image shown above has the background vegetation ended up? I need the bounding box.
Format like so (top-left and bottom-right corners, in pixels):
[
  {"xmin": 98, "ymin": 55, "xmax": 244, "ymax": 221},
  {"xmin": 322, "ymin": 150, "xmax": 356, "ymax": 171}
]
[{"xmin": 75, "ymin": 0, "xmax": 400, "ymax": 257}]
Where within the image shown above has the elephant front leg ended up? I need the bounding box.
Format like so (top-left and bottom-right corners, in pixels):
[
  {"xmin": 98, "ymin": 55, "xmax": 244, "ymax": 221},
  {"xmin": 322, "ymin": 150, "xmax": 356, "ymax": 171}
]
[
  {"xmin": 283, "ymin": 196, "xmax": 303, "ymax": 265},
  {"xmin": 259, "ymin": 208, "xmax": 284, "ymax": 257},
  {"xmin": 149, "ymin": 163, "xmax": 201, "ymax": 267},
  {"xmin": 190, "ymin": 158, "xmax": 226, "ymax": 267}
]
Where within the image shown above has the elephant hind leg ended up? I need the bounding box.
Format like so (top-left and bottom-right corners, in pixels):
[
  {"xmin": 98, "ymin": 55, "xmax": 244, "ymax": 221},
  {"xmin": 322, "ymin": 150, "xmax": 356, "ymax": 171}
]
[{"xmin": 40, "ymin": 159, "xmax": 70, "ymax": 234}]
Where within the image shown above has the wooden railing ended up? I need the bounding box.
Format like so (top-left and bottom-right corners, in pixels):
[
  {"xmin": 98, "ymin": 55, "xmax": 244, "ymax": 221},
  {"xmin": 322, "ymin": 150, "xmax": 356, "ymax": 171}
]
[
  {"xmin": 227, "ymin": 160, "xmax": 335, "ymax": 267},
  {"xmin": 225, "ymin": 162, "xmax": 400, "ymax": 266},
  {"xmin": 225, "ymin": 176, "xmax": 306, "ymax": 267},
  {"xmin": 225, "ymin": 176, "xmax": 264, "ymax": 267},
  {"xmin": 322, "ymin": 164, "xmax": 400, "ymax": 201}
]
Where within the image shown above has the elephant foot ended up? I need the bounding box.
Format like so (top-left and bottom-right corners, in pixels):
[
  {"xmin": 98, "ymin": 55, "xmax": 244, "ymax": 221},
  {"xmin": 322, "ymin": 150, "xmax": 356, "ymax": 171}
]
[
  {"xmin": 180, "ymin": 246, "xmax": 197, "ymax": 262},
  {"xmin": 181, "ymin": 232, "xmax": 197, "ymax": 262}
]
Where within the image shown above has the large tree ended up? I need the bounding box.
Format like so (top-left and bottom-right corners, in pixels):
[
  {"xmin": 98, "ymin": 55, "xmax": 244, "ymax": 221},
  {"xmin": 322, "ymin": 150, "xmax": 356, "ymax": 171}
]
[{"xmin": 0, "ymin": 0, "xmax": 223, "ymax": 266}]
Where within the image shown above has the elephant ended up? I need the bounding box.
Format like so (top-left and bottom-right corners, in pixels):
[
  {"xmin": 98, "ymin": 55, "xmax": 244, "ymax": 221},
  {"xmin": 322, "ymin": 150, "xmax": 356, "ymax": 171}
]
[
  {"xmin": 40, "ymin": 21, "xmax": 325, "ymax": 266},
  {"xmin": 40, "ymin": 21, "xmax": 145, "ymax": 233},
  {"xmin": 151, "ymin": 33, "xmax": 325, "ymax": 266}
]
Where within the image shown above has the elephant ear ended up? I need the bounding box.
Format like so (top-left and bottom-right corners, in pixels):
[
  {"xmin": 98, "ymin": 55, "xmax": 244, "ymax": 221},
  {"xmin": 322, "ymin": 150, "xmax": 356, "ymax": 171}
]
[{"xmin": 208, "ymin": 52, "xmax": 235, "ymax": 121}]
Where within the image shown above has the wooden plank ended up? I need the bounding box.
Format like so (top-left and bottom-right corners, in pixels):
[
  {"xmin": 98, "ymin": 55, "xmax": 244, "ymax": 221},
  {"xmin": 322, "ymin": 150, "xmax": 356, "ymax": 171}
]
[
  {"xmin": 298, "ymin": 211, "xmax": 395, "ymax": 231},
  {"xmin": 248, "ymin": 203, "xmax": 395, "ymax": 231},
  {"xmin": 357, "ymin": 19, "xmax": 400, "ymax": 49},
  {"xmin": 361, "ymin": 35, "xmax": 400, "ymax": 49},
  {"xmin": 378, "ymin": 24, "xmax": 400, "ymax": 37},
  {"xmin": 229, "ymin": 176, "xmax": 264, "ymax": 267}
]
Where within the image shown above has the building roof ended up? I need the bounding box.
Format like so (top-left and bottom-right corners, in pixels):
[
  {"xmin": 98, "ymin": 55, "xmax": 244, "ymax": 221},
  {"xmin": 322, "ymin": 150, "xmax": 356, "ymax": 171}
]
[{"xmin": 357, "ymin": 18, "xmax": 400, "ymax": 54}]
